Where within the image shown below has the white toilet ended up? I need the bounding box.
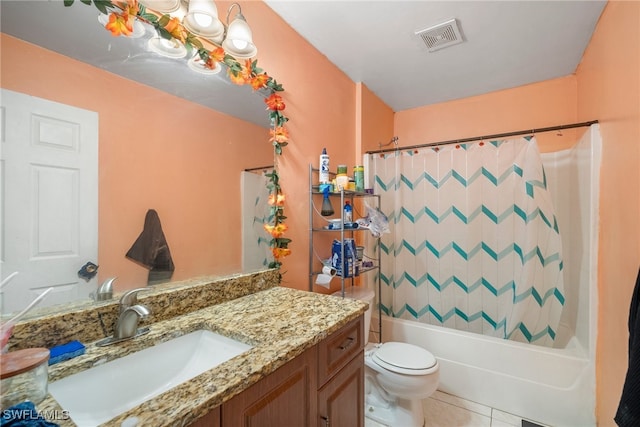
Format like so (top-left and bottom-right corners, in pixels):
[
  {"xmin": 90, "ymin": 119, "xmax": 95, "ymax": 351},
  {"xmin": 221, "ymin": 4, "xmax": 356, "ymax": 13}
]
[{"xmin": 334, "ymin": 287, "xmax": 440, "ymax": 427}]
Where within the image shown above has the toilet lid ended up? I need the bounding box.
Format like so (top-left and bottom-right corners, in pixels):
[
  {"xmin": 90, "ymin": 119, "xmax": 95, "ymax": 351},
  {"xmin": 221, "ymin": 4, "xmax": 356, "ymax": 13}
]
[{"xmin": 372, "ymin": 342, "xmax": 437, "ymax": 375}]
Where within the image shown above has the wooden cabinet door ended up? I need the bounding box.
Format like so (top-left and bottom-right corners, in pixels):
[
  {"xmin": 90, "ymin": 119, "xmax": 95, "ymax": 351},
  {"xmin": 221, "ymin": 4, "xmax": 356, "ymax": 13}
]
[
  {"xmin": 222, "ymin": 347, "xmax": 317, "ymax": 426},
  {"xmin": 189, "ymin": 405, "xmax": 220, "ymax": 427},
  {"xmin": 317, "ymin": 350, "xmax": 364, "ymax": 427}
]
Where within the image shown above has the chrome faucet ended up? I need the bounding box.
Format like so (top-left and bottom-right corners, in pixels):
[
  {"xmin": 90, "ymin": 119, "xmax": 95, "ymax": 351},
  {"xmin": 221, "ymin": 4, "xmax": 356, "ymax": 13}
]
[
  {"xmin": 96, "ymin": 288, "xmax": 151, "ymax": 347},
  {"xmin": 95, "ymin": 277, "xmax": 116, "ymax": 301},
  {"xmin": 114, "ymin": 304, "xmax": 150, "ymax": 339}
]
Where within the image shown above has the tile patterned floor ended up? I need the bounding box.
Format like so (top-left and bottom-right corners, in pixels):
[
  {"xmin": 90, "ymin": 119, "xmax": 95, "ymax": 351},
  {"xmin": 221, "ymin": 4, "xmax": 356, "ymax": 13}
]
[{"xmin": 364, "ymin": 390, "xmax": 549, "ymax": 427}]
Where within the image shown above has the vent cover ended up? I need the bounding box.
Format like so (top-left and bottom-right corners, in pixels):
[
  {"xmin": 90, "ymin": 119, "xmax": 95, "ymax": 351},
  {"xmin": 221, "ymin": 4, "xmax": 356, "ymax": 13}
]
[{"xmin": 415, "ymin": 18, "xmax": 464, "ymax": 52}]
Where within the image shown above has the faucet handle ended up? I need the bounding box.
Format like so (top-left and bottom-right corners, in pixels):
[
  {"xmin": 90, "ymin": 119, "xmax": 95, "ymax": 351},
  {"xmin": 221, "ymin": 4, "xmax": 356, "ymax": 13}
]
[{"xmin": 119, "ymin": 288, "xmax": 147, "ymax": 311}]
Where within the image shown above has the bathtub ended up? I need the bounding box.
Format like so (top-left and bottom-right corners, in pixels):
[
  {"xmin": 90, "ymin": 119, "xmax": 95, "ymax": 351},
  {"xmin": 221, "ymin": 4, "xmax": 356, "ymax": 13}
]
[{"xmin": 379, "ymin": 315, "xmax": 595, "ymax": 426}]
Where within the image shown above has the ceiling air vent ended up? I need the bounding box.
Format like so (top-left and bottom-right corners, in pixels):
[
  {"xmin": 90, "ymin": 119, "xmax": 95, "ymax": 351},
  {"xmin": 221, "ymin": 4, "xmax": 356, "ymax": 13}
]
[{"xmin": 415, "ymin": 18, "xmax": 464, "ymax": 52}]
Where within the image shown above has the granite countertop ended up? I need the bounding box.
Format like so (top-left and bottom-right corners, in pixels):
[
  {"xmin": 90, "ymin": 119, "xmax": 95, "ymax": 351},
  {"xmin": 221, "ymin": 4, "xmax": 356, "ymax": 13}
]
[{"xmin": 38, "ymin": 286, "xmax": 367, "ymax": 426}]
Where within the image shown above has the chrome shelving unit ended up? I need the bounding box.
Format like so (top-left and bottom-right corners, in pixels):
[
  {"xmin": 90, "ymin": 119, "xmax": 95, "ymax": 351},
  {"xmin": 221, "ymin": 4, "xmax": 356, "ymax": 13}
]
[{"xmin": 308, "ymin": 164, "xmax": 382, "ymax": 342}]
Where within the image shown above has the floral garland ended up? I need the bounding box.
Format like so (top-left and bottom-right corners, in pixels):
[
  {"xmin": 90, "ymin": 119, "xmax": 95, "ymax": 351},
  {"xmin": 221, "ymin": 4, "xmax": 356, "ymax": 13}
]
[{"xmin": 65, "ymin": 0, "xmax": 291, "ymax": 269}]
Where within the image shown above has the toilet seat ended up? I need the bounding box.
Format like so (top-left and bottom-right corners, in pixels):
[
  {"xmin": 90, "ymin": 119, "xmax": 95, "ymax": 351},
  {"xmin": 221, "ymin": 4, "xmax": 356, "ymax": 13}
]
[{"xmin": 372, "ymin": 342, "xmax": 437, "ymax": 375}]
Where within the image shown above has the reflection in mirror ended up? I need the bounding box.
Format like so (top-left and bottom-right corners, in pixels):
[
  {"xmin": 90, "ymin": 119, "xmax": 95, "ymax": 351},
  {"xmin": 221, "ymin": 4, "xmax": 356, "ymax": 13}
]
[{"xmin": 0, "ymin": 0, "xmax": 283, "ymax": 317}]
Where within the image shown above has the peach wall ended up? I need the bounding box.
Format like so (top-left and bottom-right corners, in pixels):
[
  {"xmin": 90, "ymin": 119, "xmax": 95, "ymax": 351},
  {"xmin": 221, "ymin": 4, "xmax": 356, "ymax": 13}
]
[
  {"xmin": 575, "ymin": 1, "xmax": 640, "ymax": 425},
  {"xmin": 1, "ymin": 34, "xmax": 272, "ymax": 291},
  {"xmin": 394, "ymin": 75, "xmax": 580, "ymax": 153},
  {"xmin": 239, "ymin": 2, "xmax": 357, "ymax": 292},
  {"xmin": 357, "ymin": 83, "xmax": 396, "ymax": 155}
]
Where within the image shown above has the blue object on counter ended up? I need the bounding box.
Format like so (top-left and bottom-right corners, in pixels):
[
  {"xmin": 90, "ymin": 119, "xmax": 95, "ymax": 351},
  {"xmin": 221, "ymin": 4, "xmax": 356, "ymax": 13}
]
[
  {"xmin": 48, "ymin": 340, "xmax": 85, "ymax": 365},
  {"xmin": 0, "ymin": 401, "xmax": 59, "ymax": 426}
]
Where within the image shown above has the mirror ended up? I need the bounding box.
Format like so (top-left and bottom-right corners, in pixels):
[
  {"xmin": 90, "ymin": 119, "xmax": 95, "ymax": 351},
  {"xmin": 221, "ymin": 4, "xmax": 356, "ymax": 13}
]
[{"xmin": 0, "ymin": 0, "xmax": 278, "ymax": 316}]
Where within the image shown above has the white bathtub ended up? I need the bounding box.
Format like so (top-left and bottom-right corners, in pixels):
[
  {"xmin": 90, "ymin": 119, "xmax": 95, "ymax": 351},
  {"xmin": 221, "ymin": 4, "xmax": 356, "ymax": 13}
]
[{"xmin": 379, "ymin": 315, "xmax": 595, "ymax": 426}]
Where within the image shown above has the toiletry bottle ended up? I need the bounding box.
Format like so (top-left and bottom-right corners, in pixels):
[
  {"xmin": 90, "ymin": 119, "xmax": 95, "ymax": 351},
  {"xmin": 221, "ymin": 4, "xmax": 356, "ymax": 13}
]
[
  {"xmin": 343, "ymin": 200, "xmax": 353, "ymax": 223},
  {"xmin": 354, "ymin": 165, "xmax": 365, "ymax": 192},
  {"xmin": 319, "ymin": 148, "xmax": 330, "ymax": 184},
  {"xmin": 336, "ymin": 164, "xmax": 349, "ymax": 191}
]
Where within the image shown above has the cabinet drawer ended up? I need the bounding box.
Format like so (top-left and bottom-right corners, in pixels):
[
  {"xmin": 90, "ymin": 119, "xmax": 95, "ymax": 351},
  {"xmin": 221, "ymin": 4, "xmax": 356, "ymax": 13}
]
[{"xmin": 317, "ymin": 315, "xmax": 364, "ymax": 386}]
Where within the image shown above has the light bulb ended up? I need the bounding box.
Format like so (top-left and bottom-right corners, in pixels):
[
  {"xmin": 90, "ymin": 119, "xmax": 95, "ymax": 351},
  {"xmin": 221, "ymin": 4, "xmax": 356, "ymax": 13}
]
[
  {"xmin": 232, "ymin": 39, "xmax": 248, "ymax": 50},
  {"xmin": 193, "ymin": 12, "xmax": 212, "ymax": 28}
]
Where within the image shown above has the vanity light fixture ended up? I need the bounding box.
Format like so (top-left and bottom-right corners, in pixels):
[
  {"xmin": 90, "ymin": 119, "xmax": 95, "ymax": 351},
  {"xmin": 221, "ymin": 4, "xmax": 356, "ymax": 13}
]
[
  {"xmin": 143, "ymin": 0, "xmax": 257, "ymax": 59},
  {"xmin": 221, "ymin": 3, "xmax": 257, "ymax": 59},
  {"xmin": 139, "ymin": 0, "xmax": 182, "ymax": 14},
  {"xmin": 148, "ymin": 36, "xmax": 188, "ymax": 58},
  {"xmin": 183, "ymin": 0, "xmax": 225, "ymax": 43}
]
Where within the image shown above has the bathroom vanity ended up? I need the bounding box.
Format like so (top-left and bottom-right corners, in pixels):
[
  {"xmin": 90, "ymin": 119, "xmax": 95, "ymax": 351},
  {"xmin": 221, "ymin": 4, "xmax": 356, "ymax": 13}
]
[
  {"xmin": 195, "ymin": 315, "xmax": 364, "ymax": 427},
  {"xmin": 12, "ymin": 274, "xmax": 367, "ymax": 426}
]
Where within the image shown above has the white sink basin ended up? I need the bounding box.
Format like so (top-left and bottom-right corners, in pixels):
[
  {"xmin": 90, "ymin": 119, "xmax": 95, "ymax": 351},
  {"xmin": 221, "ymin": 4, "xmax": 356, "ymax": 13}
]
[{"xmin": 49, "ymin": 329, "xmax": 253, "ymax": 427}]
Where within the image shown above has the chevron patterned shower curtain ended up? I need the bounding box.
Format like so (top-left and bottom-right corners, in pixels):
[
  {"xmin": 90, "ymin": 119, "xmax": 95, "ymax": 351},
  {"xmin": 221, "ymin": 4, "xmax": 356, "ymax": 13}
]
[{"xmin": 368, "ymin": 137, "xmax": 565, "ymax": 347}]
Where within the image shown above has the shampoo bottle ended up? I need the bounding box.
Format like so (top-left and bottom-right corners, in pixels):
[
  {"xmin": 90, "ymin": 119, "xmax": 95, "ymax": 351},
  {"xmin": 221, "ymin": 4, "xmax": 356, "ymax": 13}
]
[{"xmin": 319, "ymin": 148, "xmax": 330, "ymax": 184}]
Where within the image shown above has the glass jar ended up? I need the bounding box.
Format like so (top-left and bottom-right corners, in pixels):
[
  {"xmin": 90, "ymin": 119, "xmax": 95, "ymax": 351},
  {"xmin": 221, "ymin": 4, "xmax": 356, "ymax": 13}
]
[{"xmin": 0, "ymin": 348, "xmax": 50, "ymax": 407}]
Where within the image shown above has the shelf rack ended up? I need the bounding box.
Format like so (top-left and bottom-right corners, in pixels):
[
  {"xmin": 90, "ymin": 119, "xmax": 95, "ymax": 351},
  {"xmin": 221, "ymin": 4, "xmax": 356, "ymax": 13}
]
[{"xmin": 308, "ymin": 164, "xmax": 382, "ymax": 343}]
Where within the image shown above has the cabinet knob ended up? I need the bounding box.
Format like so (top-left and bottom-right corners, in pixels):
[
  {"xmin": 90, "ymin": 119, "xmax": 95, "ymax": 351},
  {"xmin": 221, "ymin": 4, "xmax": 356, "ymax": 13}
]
[{"xmin": 338, "ymin": 336, "xmax": 355, "ymax": 350}]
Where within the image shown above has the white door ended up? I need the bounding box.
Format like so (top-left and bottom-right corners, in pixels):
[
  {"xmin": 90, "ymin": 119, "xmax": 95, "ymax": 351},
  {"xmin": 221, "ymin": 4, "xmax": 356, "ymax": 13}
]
[{"xmin": 0, "ymin": 89, "xmax": 98, "ymax": 315}]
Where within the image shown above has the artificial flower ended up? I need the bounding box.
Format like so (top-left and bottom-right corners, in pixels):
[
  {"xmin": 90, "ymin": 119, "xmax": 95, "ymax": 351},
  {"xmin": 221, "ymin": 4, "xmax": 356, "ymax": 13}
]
[
  {"xmin": 209, "ymin": 47, "xmax": 225, "ymax": 63},
  {"xmin": 250, "ymin": 73, "xmax": 269, "ymax": 90},
  {"xmin": 268, "ymin": 193, "xmax": 286, "ymax": 206},
  {"xmin": 164, "ymin": 16, "xmax": 186, "ymax": 43},
  {"xmin": 116, "ymin": 0, "xmax": 139, "ymax": 17},
  {"xmin": 228, "ymin": 61, "xmax": 252, "ymax": 85},
  {"xmin": 272, "ymin": 247, "xmax": 292, "ymax": 259},
  {"xmin": 203, "ymin": 47, "xmax": 225, "ymax": 70},
  {"xmin": 264, "ymin": 223, "xmax": 288, "ymax": 238},
  {"xmin": 265, "ymin": 93, "xmax": 286, "ymax": 111},
  {"xmin": 269, "ymin": 126, "xmax": 290, "ymax": 144},
  {"xmin": 105, "ymin": 12, "xmax": 134, "ymax": 37},
  {"xmin": 228, "ymin": 68, "xmax": 249, "ymax": 85}
]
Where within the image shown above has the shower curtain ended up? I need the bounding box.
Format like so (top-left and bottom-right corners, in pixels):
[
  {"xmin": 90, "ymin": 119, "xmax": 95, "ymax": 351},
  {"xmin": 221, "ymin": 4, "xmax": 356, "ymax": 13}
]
[
  {"xmin": 241, "ymin": 170, "xmax": 273, "ymax": 271},
  {"xmin": 367, "ymin": 137, "xmax": 565, "ymax": 347}
]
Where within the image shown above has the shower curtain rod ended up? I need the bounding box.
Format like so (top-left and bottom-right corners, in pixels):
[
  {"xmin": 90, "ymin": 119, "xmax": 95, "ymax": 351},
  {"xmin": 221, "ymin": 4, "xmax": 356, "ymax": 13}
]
[
  {"xmin": 366, "ymin": 120, "xmax": 599, "ymax": 155},
  {"xmin": 244, "ymin": 165, "xmax": 274, "ymax": 172}
]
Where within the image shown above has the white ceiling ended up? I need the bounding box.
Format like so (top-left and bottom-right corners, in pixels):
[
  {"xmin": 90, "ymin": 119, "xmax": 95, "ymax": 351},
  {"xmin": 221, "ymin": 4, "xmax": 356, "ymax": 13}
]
[
  {"xmin": 1, "ymin": 1, "xmax": 607, "ymax": 121},
  {"xmin": 264, "ymin": 0, "xmax": 607, "ymax": 112}
]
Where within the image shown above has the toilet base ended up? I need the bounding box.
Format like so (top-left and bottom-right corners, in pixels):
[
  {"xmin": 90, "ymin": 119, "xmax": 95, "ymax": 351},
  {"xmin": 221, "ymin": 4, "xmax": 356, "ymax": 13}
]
[{"xmin": 365, "ymin": 395, "xmax": 424, "ymax": 427}]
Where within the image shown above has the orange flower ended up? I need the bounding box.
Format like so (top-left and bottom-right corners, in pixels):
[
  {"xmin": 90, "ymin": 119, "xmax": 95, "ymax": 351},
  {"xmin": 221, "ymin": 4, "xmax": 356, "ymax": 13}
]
[
  {"xmin": 263, "ymin": 223, "xmax": 288, "ymax": 238},
  {"xmin": 164, "ymin": 16, "xmax": 186, "ymax": 43},
  {"xmin": 227, "ymin": 60, "xmax": 252, "ymax": 85},
  {"xmin": 204, "ymin": 47, "xmax": 225, "ymax": 70},
  {"xmin": 210, "ymin": 47, "xmax": 225, "ymax": 62},
  {"xmin": 244, "ymin": 59, "xmax": 254, "ymax": 73},
  {"xmin": 268, "ymin": 193, "xmax": 286, "ymax": 206},
  {"xmin": 116, "ymin": 0, "xmax": 139, "ymax": 17},
  {"xmin": 105, "ymin": 12, "xmax": 134, "ymax": 37},
  {"xmin": 250, "ymin": 74, "xmax": 269, "ymax": 90},
  {"xmin": 228, "ymin": 71, "xmax": 246, "ymax": 85},
  {"xmin": 269, "ymin": 126, "xmax": 289, "ymax": 144},
  {"xmin": 272, "ymin": 247, "xmax": 292, "ymax": 259},
  {"xmin": 265, "ymin": 93, "xmax": 286, "ymax": 111}
]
